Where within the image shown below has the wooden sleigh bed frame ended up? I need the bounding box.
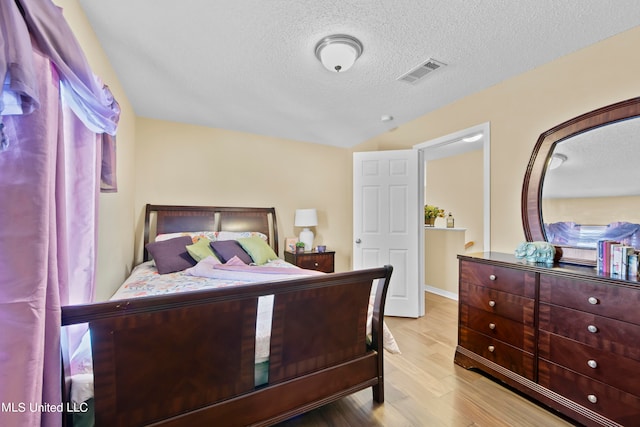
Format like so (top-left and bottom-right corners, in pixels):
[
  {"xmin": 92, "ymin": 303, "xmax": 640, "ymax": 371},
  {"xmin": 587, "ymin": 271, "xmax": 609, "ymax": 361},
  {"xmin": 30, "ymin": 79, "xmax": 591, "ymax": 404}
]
[{"xmin": 61, "ymin": 204, "xmax": 393, "ymax": 426}]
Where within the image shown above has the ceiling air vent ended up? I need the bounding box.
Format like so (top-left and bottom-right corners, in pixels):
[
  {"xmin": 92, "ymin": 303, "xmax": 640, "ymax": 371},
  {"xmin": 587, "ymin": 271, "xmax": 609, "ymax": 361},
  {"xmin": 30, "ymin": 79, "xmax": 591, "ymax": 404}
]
[{"xmin": 397, "ymin": 58, "xmax": 447, "ymax": 84}]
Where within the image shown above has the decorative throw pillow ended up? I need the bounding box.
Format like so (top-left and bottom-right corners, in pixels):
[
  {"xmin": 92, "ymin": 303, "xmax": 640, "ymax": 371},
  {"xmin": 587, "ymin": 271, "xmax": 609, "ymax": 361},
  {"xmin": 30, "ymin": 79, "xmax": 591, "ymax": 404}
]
[
  {"xmin": 237, "ymin": 236, "xmax": 278, "ymax": 265},
  {"xmin": 183, "ymin": 255, "xmax": 222, "ymax": 276},
  {"xmin": 145, "ymin": 236, "xmax": 196, "ymax": 274},
  {"xmin": 210, "ymin": 240, "xmax": 253, "ymax": 264},
  {"xmin": 186, "ymin": 237, "xmax": 219, "ymax": 262}
]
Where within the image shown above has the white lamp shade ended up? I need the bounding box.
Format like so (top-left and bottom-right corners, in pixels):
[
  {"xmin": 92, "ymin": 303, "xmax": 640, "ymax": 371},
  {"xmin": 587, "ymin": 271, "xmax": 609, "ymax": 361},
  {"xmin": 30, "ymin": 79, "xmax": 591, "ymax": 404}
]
[
  {"xmin": 295, "ymin": 209, "xmax": 318, "ymax": 251},
  {"xmin": 294, "ymin": 209, "xmax": 318, "ymax": 227}
]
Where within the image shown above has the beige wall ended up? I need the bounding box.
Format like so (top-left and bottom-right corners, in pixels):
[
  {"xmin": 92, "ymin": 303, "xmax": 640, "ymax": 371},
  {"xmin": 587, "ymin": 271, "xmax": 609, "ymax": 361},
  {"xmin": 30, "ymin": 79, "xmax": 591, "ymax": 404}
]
[
  {"xmin": 134, "ymin": 118, "xmax": 353, "ymax": 272},
  {"xmin": 425, "ymin": 149, "xmax": 484, "ymax": 252},
  {"xmin": 424, "ymin": 228, "xmax": 466, "ymax": 297},
  {"xmin": 543, "ymin": 195, "xmax": 640, "ymax": 225},
  {"xmin": 58, "ymin": 0, "xmax": 137, "ymax": 300},
  {"xmin": 355, "ymin": 26, "xmax": 640, "ymax": 254}
]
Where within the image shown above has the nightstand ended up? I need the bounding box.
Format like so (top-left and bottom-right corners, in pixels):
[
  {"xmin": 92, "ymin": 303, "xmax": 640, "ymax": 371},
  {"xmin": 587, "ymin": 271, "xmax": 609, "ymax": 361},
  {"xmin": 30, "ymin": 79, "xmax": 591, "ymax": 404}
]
[{"xmin": 284, "ymin": 250, "xmax": 335, "ymax": 273}]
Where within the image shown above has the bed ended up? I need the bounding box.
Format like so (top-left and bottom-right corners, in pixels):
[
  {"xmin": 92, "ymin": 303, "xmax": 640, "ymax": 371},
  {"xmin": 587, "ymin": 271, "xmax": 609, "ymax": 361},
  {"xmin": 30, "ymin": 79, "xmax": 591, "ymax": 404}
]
[{"xmin": 61, "ymin": 204, "xmax": 395, "ymax": 426}]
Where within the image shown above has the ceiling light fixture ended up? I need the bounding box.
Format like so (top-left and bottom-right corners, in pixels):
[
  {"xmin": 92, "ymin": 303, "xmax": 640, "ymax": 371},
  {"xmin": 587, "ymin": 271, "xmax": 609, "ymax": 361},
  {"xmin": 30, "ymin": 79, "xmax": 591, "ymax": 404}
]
[
  {"xmin": 315, "ymin": 34, "xmax": 363, "ymax": 73},
  {"xmin": 549, "ymin": 153, "xmax": 567, "ymax": 170},
  {"xmin": 462, "ymin": 133, "xmax": 483, "ymax": 143}
]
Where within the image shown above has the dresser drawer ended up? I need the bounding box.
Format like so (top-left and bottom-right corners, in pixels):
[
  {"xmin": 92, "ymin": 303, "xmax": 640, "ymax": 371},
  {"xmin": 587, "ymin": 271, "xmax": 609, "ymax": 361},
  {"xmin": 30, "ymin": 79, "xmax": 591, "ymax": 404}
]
[
  {"xmin": 459, "ymin": 327, "xmax": 534, "ymax": 380},
  {"xmin": 539, "ymin": 359, "xmax": 640, "ymax": 426},
  {"xmin": 460, "ymin": 260, "xmax": 536, "ymax": 298},
  {"xmin": 285, "ymin": 251, "xmax": 335, "ymax": 273},
  {"xmin": 540, "ymin": 274, "xmax": 640, "ymax": 325},
  {"xmin": 539, "ymin": 303, "xmax": 640, "ymax": 362},
  {"xmin": 460, "ymin": 282, "xmax": 534, "ymax": 325},
  {"xmin": 296, "ymin": 254, "xmax": 333, "ymax": 272},
  {"xmin": 539, "ymin": 330, "xmax": 640, "ymax": 397},
  {"xmin": 460, "ymin": 305, "xmax": 535, "ymax": 352}
]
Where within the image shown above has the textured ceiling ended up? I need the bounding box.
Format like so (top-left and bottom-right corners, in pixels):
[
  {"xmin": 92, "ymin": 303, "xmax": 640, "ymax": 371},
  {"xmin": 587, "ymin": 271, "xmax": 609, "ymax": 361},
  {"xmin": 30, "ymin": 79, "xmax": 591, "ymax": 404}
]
[
  {"xmin": 78, "ymin": 1, "xmax": 640, "ymax": 148},
  {"xmin": 543, "ymin": 117, "xmax": 640, "ymax": 199}
]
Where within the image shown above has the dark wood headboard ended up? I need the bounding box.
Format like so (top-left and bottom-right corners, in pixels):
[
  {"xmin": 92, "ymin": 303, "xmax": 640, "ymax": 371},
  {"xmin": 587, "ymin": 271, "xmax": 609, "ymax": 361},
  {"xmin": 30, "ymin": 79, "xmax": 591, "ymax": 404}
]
[{"xmin": 143, "ymin": 204, "xmax": 279, "ymax": 261}]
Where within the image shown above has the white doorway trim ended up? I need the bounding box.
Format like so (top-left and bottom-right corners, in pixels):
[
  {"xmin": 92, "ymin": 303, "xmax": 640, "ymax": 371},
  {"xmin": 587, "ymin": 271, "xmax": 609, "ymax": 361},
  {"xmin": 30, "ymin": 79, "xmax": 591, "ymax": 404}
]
[{"xmin": 413, "ymin": 122, "xmax": 491, "ymax": 301}]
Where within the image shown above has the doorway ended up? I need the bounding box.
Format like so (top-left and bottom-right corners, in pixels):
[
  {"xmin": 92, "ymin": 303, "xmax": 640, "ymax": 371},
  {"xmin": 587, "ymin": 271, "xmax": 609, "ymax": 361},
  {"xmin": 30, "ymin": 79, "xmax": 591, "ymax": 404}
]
[{"xmin": 413, "ymin": 122, "xmax": 491, "ymax": 300}]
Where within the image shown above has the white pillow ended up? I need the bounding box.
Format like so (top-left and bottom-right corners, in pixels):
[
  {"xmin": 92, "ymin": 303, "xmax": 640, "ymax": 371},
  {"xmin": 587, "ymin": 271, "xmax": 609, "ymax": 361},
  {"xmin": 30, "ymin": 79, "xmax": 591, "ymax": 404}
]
[
  {"xmin": 154, "ymin": 231, "xmax": 218, "ymax": 243},
  {"xmin": 154, "ymin": 231, "xmax": 268, "ymax": 243},
  {"xmin": 215, "ymin": 231, "xmax": 268, "ymax": 242}
]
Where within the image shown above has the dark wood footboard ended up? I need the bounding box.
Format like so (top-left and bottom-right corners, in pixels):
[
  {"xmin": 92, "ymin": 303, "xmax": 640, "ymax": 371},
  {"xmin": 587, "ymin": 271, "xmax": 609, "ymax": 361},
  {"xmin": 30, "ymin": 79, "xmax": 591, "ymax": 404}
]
[{"xmin": 62, "ymin": 266, "xmax": 392, "ymax": 427}]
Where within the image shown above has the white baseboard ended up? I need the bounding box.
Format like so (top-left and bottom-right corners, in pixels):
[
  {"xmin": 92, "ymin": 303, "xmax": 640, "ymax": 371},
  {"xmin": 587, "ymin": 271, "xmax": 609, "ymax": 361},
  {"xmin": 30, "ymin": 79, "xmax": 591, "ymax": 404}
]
[{"xmin": 423, "ymin": 284, "xmax": 458, "ymax": 301}]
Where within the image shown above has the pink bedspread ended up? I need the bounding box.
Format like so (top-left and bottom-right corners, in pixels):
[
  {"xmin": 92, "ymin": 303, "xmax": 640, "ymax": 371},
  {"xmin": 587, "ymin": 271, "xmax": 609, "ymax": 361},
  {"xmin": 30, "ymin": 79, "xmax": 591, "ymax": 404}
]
[{"xmin": 185, "ymin": 255, "xmax": 324, "ymax": 282}]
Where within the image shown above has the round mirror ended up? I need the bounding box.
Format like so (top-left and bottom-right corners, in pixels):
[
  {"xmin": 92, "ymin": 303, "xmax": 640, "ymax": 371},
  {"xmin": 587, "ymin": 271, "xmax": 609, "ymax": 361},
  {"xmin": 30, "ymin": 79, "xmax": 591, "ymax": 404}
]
[{"xmin": 522, "ymin": 97, "xmax": 640, "ymax": 265}]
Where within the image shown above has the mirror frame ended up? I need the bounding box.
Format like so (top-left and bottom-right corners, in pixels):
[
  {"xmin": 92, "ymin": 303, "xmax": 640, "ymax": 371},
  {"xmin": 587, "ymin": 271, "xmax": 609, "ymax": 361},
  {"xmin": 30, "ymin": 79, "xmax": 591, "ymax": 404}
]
[{"xmin": 522, "ymin": 96, "xmax": 640, "ymax": 266}]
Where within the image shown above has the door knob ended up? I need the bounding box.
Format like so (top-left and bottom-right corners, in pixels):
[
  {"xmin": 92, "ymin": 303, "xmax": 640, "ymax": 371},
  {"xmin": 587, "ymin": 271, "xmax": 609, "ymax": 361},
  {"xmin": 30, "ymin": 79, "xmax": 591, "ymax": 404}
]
[{"xmin": 355, "ymin": 238, "xmax": 362, "ymax": 244}]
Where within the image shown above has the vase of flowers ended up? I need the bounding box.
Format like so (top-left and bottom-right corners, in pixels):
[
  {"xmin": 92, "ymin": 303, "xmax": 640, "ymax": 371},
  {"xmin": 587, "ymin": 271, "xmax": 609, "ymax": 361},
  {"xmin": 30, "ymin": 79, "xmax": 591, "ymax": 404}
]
[{"xmin": 424, "ymin": 205, "xmax": 445, "ymax": 227}]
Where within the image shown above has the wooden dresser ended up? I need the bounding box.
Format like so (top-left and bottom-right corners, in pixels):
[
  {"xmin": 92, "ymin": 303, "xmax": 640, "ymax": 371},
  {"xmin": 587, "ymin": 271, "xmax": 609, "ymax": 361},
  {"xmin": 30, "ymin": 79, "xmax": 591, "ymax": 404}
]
[{"xmin": 455, "ymin": 252, "xmax": 640, "ymax": 427}]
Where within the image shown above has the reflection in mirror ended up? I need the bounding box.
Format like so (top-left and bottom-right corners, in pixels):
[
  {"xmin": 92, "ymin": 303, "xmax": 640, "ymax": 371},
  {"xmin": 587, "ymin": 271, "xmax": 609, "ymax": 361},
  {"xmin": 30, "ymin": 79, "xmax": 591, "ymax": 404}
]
[
  {"xmin": 521, "ymin": 96, "xmax": 640, "ymax": 266},
  {"xmin": 542, "ymin": 117, "xmax": 640, "ymax": 251}
]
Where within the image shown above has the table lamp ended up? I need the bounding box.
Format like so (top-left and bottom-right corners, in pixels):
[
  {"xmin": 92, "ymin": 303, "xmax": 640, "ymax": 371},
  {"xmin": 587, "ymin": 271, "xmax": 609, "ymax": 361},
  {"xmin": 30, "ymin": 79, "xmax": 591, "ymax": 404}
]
[{"xmin": 294, "ymin": 208, "xmax": 318, "ymax": 251}]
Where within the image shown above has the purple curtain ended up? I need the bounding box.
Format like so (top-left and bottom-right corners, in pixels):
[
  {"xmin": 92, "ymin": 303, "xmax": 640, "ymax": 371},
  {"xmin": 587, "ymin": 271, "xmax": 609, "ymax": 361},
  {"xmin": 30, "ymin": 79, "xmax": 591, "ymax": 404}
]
[
  {"xmin": 0, "ymin": 43, "xmax": 67, "ymax": 427},
  {"xmin": 0, "ymin": 1, "xmax": 119, "ymax": 426}
]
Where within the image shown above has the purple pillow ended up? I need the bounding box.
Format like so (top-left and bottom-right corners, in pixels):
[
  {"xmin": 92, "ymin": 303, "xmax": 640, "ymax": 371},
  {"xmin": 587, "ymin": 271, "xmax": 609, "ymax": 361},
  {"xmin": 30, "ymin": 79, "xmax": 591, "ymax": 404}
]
[
  {"xmin": 210, "ymin": 240, "xmax": 253, "ymax": 264},
  {"xmin": 145, "ymin": 236, "xmax": 197, "ymax": 274}
]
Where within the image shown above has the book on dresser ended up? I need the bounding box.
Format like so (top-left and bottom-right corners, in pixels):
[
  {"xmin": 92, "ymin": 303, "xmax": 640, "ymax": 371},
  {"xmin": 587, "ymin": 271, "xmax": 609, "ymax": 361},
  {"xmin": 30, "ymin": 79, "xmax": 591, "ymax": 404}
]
[
  {"xmin": 620, "ymin": 245, "xmax": 636, "ymax": 277},
  {"xmin": 610, "ymin": 243, "xmax": 623, "ymax": 276},
  {"xmin": 597, "ymin": 240, "xmax": 637, "ymax": 277},
  {"xmin": 597, "ymin": 240, "xmax": 617, "ymax": 275}
]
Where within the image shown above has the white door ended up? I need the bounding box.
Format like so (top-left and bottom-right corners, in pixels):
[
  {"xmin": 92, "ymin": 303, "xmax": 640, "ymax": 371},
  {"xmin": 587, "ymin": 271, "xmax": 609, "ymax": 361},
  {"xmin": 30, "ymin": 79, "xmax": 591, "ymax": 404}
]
[{"xmin": 353, "ymin": 150, "xmax": 423, "ymax": 318}]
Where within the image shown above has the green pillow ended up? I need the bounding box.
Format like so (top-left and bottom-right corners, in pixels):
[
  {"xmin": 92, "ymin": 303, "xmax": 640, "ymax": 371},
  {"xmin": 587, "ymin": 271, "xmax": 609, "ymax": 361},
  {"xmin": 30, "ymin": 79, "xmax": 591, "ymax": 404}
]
[
  {"xmin": 237, "ymin": 236, "xmax": 278, "ymax": 265},
  {"xmin": 186, "ymin": 237, "xmax": 218, "ymax": 262}
]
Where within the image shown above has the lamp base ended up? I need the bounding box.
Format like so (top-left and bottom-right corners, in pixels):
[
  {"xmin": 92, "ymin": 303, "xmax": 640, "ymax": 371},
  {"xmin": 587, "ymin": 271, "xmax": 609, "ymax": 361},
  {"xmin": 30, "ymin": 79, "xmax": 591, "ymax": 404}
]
[{"xmin": 299, "ymin": 228, "xmax": 314, "ymax": 252}]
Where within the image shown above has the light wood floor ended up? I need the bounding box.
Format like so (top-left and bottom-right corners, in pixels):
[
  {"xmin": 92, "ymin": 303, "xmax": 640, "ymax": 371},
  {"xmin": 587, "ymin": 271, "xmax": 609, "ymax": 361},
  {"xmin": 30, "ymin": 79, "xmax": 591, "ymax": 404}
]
[{"xmin": 277, "ymin": 292, "xmax": 578, "ymax": 427}]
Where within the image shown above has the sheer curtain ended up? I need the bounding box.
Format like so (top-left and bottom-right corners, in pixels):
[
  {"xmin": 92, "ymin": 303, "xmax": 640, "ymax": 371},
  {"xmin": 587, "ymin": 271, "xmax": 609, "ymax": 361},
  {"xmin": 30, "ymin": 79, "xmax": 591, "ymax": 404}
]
[{"xmin": 0, "ymin": 1, "xmax": 119, "ymax": 426}]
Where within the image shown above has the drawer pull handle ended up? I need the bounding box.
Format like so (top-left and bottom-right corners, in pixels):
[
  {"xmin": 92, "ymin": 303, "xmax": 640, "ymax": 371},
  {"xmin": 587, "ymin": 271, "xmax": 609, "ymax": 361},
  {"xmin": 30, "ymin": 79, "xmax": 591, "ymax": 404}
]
[
  {"xmin": 488, "ymin": 345, "xmax": 495, "ymax": 352},
  {"xmin": 314, "ymin": 262, "xmax": 319, "ymax": 267},
  {"xmin": 489, "ymin": 274, "xmax": 496, "ymax": 281},
  {"xmin": 587, "ymin": 359, "xmax": 598, "ymax": 369},
  {"xmin": 587, "ymin": 325, "xmax": 598, "ymax": 333},
  {"xmin": 488, "ymin": 323, "xmax": 496, "ymax": 330},
  {"xmin": 588, "ymin": 296, "xmax": 599, "ymax": 305},
  {"xmin": 488, "ymin": 300, "xmax": 496, "ymax": 307},
  {"xmin": 587, "ymin": 394, "xmax": 598, "ymax": 404}
]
